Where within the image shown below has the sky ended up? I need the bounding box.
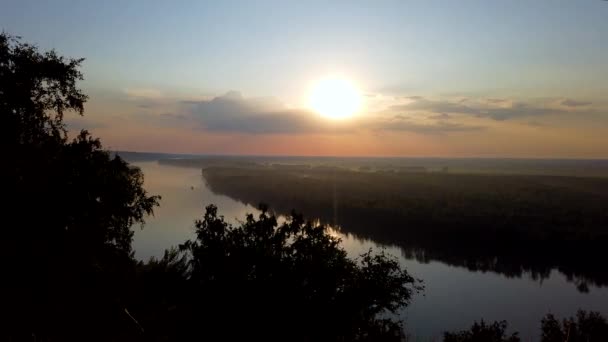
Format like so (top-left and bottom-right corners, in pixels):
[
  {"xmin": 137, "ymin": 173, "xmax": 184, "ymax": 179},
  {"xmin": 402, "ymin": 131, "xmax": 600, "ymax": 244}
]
[{"xmin": 2, "ymin": 0, "xmax": 608, "ymax": 157}]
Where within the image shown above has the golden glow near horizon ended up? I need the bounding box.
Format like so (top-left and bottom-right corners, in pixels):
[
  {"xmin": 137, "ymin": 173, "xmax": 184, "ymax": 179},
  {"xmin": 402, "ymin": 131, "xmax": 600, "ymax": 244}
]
[{"xmin": 309, "ymin": 77, "xmax": 361, "ymax": 119}]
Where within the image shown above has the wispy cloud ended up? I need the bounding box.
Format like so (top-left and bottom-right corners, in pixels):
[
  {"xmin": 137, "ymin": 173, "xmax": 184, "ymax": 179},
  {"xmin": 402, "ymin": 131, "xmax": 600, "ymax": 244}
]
[
  {"xmin": 375, "ymin": 114, "xmax": 485, "ymax": 134},
  {"xmin": 561, "ymin": 99, "xmax": 592, "ymax": 107},
  {"xmin": 391, "ymin": 96, "xmax": 592, "ymax": 121}
]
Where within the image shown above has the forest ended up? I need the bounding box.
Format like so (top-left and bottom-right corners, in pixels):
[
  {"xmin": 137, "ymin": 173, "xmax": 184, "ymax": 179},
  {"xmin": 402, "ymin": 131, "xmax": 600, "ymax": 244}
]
[{"xmin": 195, "ymin": 162, "xmax": 608, "ymax": 292}]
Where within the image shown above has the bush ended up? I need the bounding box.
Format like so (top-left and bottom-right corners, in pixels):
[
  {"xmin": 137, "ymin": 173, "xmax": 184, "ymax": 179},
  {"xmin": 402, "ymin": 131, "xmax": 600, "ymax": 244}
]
[
  {"xmin": 443, "ymin": 320, "xmax": 520, "ymax": 342},
  {"xmin": 135, "ymin": 205, "xmax": 422, "ymax": 341},
  {"xmin": 541, "ymin": 310, "xmax": 608, "ymax": 342}
]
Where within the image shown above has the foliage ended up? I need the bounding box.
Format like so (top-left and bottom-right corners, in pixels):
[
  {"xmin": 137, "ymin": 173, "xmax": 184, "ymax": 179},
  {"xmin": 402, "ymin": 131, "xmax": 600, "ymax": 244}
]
[
  {"xmin": 444, "ymin": 311, "xmax": 608, "ymax": 342},
  {"xmin": 200, "ymin": 164, "xmax": 608, "ymax": 291},
  {"xmin": 443, "ymin": 320, "xmax": 520, "ymax": 342},
  {"xmin": 1, "ymin": 32, "xmax": 159, "ymax": 340},
  {"xmin": 143, "ymin": 204, "xmax": 422, "ymax": 341},
  {"xmin": 130, "ymin": 248, "xmax": 190, "ymax": 339},
  {"xmin": 541, "ymin": 310, "xmax": 608, "ymax": 342}
]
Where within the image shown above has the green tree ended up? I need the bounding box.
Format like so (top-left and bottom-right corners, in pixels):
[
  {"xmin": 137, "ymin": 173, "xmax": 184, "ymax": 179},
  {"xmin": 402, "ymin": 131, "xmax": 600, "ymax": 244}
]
[
  {"xmin": 153, "ymin": 204, "xmax": 422, "ymax": 341},
  {"xmin": 0, "ymin": 33, "xmax": 159, "ymax": 340}
]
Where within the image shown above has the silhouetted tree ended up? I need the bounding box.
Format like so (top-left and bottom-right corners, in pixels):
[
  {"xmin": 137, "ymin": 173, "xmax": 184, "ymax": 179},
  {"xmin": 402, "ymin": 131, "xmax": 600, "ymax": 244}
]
[
  {"xmin": 144, "ymin": 204, "xmax": 422, "ymax": 341},
  {"xmin": 131, "ymin": 248, "xmax": 189, "ymax": 339},
  {"xmin": 541, "ymin": 310, "xmax": 608, "ymax": 342},
  {"xmin": 0, "ymin": 33, "xmax": 159, "ymax": 341},
  {"xmin": 443, "ymin": 320, "xmax": 520, "ymax": 342},
  {"xmin": 444, "ymin": 311, "xmax": 608, "ymax": 342}
]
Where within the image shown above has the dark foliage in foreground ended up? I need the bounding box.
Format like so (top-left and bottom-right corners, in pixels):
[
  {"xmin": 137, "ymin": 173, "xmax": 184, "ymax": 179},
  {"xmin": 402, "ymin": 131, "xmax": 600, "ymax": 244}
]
[
  {"xmin": 443, "ymin": 311, "xmax": 608, "ymax": 342},
  {"xmin": 443, "ymin": 320, "xmax": 520, "ymax": 342},
  {"xmin": 541, "ymin": 310, "xmax": 608, "ymax": 342},
  {"xmin": 131, "ymin": 205, "xmax": 422, "ymax": 341},
  {"xmin": 1, "ymin": 33, "xmax": 159, "ymax": 340}
]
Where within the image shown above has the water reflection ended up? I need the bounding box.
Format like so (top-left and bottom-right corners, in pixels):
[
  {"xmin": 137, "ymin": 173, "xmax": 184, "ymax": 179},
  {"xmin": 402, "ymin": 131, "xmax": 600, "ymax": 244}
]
[
  {"xmin": 336, "ymin": 227, "xmax": 606, "ymax": 294},
  {"xmin": 132, "ymin": 162, "xmax": 260, "ymax": 260},
  {"xmin": 133, "ymin": 161, "xmax": 608, "ymax": 340}
]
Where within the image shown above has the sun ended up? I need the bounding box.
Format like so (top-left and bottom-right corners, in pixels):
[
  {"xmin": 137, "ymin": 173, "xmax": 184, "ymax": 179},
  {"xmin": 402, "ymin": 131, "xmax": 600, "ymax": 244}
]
[{"xmin": 309, "ymin": 77, "xmax": 361, "ymax": 119}]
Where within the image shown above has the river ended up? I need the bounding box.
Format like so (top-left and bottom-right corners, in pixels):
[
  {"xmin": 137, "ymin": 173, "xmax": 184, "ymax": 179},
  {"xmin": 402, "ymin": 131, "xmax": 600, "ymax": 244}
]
[{"xmin": 132, "ymin": 161, "xmax": 608, "ymax": 341}]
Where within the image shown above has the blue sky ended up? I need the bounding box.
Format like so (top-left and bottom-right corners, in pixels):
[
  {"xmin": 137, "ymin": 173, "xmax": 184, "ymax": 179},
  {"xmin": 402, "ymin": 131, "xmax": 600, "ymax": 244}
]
[{"xmin": 2, "ymin": 0, "xmax": 608, "ymax": 156}]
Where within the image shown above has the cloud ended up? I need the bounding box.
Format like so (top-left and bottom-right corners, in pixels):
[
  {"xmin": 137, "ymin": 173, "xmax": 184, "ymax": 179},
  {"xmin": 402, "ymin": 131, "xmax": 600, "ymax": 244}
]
[
  {"xmin": 376, "ymin": 116, "xmax": 485, "ymax": 134},
  {"xmin": 179, "ymin": 92, "xmax": 491, "ymax": 135},
  {"xmin": 181, "ymin": 92, "xmax": 342, "ymax": 134},
  {"xmin": 174, "ymin": 91, "xmax": 482, "ymax": 136},
  {"xmin": 479, "ymin": 102, "xmax": 566, "ymax": 121},
  {"xmin": 561, "ymin": 99, "xmax": 591, "ymax": 107},
  {"xmin": 486, "ymin": 98, "xmax": 509, "ymax": 104},
  {"xmin": 392, "ymin": 98, "xmax": 480, "ymax": 116},
  {"xmin": 121, "ymin": 90, "xmax": 595, "ymax": 137},
  {"xmin": 392, "ymin": 97, "xmax": 581, "ymax": 121}
]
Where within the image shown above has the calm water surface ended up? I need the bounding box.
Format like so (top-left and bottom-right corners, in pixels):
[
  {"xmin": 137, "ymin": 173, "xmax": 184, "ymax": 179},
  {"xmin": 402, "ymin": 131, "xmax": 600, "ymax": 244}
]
[{"xmin": 132, "ymin": 161, "xmax": 608, "ymax": 341}]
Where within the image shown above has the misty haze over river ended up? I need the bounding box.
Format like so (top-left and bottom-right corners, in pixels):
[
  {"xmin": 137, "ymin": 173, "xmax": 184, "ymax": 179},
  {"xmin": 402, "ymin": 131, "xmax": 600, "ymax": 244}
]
[{"xmin": 132, "ymin": 160, "xmax": 608, "ymax": 340}]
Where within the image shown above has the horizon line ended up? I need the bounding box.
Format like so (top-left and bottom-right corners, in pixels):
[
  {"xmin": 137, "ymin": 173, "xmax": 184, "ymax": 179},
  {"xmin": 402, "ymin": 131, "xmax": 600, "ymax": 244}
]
[{"xmin": 113, "ymin": 150, "xmax": 608, "ymax": 161}]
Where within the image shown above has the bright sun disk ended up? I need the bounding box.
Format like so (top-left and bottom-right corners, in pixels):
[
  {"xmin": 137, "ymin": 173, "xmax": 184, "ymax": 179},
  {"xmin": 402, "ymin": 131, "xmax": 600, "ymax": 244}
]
[{"xmin": 309, "ymin": 78, "xmax": 361, "ymax": 119}]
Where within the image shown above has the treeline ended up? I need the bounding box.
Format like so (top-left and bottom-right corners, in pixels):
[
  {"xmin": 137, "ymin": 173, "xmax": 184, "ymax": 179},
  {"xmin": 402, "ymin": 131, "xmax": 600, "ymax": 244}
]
[
  {"xmin": 444, "ymin": 311, "xmax": 608, "ymax": 342},
  {"xmin": 201, "ymin": 166, "xmax": 608, "ymax": 291},
  {"xmin": 160, "ymin": 155, "xmax": 608, "ymax": 178},
  {"xmin": 201, "ymin": 166, "xmax": 608, "ymax": 238}
]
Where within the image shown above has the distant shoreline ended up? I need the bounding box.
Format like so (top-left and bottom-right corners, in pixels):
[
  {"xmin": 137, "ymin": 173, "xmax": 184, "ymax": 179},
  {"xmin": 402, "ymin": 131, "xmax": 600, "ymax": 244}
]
[
  {"xmin": 116, "ymin": 150, "xmax": 608, "ymax": 161},
  {"xmin": 124, "ymin": 153, "xmax": 608, "ymax": 178}
]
